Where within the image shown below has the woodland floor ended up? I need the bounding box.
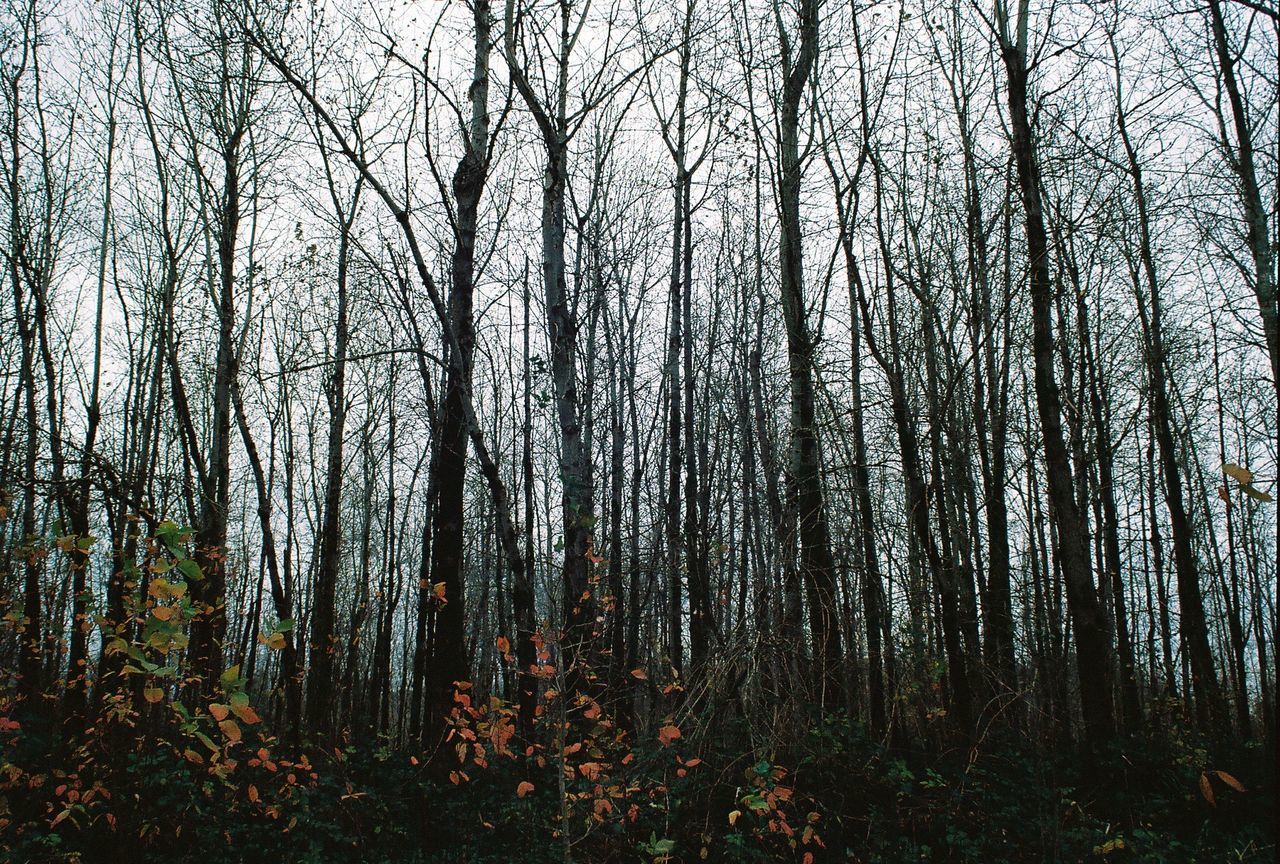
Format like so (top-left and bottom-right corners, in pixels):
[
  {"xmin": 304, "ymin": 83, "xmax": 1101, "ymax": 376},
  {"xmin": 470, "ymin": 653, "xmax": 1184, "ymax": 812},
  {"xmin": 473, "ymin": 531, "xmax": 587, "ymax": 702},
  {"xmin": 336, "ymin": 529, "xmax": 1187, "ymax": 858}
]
[{"xmin": 1, "ymin": 706, "xmax": 1274, "ymax": 864}]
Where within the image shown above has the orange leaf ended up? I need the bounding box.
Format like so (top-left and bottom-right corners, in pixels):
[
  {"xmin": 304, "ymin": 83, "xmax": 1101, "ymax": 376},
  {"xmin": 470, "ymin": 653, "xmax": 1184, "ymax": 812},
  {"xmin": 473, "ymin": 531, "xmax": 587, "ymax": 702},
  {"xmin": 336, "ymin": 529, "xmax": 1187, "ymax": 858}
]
[
  {"xmin": 629, "ymin": 668, "xmax": 648, "ymax": 680},
  {"xmin": 219, "ymin": 718, "xmax": 242, "ymax": 743},
  {"xmin": 516, "ymin": 780, "xmax": 535, "ymax": 798},
  {"xmin": 247, "ymin": 784, "xmax": 259, "ymax": 803},
  {"xmin": 658, "ymin": 724, "xmax": 682, "ymax": 746},
  {"xmin": 803, "ymin": 854, "xmax": 814, "ymax": 864},
  {"xmin": 496, "ymin": 636, "xmax": 511, "ymax": 656},
  {"xmin": 209, "ymin": 703, "xmax": 230, "ymax": 722},
  {"xmin": 583, "ymin": 702, "xmax": 601, "ymax": 720}
]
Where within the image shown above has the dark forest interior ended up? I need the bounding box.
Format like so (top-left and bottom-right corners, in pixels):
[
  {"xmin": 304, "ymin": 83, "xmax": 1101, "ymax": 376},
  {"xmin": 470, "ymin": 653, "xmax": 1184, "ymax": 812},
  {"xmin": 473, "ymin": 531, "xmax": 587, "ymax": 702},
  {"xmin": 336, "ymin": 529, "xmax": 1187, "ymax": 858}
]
[{"xmin": 0, "ymin": 0, "xmax": 1276, "ymax": 861}]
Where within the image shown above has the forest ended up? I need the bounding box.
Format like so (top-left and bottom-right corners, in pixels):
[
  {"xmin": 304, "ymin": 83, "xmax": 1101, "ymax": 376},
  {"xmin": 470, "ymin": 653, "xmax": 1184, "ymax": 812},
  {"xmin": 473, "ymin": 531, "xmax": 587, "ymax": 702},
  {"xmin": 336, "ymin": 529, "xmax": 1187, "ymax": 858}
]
[{"xmin": 0, "ymin": 0, "xmax": 1276, "ymax": 860}]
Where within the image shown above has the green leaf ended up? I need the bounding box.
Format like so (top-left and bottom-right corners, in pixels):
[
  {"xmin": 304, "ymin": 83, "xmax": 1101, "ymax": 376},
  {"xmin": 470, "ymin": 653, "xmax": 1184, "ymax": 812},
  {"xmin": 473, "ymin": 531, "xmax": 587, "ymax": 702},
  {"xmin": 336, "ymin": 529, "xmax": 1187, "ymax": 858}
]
[
  {"xmin": 177, "ymin": 558, "xmax": 204, "ymax": 582},
  {"xmin": 275, "ymin": 618, "xmax": 295, "ymax": 632}
]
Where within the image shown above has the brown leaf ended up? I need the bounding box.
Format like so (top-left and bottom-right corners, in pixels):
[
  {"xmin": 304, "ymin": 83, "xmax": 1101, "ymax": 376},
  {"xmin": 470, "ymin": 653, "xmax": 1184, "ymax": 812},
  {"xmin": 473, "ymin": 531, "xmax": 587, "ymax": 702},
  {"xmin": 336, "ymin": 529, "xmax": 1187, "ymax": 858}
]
[
  {"xmin": 1213, "ymin": 770, "xmax": 1246, "ymax": 793},
  {"xmin": 1222, "ymin": 463, "xmax": 1252, "ymax": 484},
  {"xmin": 1199, "ymin": 772, "xmax": 1215, "ymax": 807},
  {"xmin": 1241, "ymin": 482, "xmax": 1274, "ymax": 503}
]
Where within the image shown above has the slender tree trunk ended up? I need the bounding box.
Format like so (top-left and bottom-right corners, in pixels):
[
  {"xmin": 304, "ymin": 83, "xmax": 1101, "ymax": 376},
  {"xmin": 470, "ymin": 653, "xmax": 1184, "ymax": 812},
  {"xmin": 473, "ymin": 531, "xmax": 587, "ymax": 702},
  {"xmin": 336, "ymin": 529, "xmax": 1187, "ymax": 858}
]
[
  {"xmin": 998, "ymin": 8, "xmax": 1114, "ymax": 743},
  {"xmin": 777, "ymin": 0, "xmax": 841, "ymax": 707}
]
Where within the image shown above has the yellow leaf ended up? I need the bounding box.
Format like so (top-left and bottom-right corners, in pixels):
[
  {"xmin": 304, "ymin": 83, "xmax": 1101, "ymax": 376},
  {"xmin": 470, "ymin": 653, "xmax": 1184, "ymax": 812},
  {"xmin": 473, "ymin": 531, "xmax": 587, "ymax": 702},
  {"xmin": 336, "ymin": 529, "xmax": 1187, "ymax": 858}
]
[
  {"xmin": 143, "ymin": 687, "xmax": 164, "ymax": 704},
  {"xmin": 259, "ymin": 631, "xmax": 286, "ymax": 650},
  {"xmin": 151, "ymin": 605, "xmax": 176, "ymax": 622},
  {"xmin": 728, "ymin": 809, "xmax": 742, "ymax": 826}
]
